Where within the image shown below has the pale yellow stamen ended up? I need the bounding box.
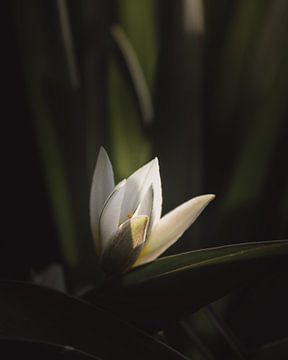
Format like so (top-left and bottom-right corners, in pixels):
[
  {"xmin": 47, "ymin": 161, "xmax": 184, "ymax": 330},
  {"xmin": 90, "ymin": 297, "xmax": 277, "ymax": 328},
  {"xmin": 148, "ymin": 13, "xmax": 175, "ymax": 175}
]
[{"xmin": 127, "ymin": 212, "xmax": 133, "ymax": 219}]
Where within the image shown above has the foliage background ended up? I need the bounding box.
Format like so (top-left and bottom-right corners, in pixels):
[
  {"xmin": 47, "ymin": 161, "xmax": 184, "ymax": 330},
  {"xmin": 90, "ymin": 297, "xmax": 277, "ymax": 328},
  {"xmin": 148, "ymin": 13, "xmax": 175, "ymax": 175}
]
[{"xmin": 2, "ymin": 0, "xmax": 288, "ymax": 359}]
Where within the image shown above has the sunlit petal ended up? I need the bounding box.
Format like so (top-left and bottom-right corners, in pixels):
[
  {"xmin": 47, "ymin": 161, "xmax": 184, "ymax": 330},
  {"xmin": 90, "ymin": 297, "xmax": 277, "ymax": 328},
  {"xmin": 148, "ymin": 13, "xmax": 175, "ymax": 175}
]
[
  {"xmin": 149, "ymin": 158, "xmax": 162, "ymax": 229},
  {"xmin": 119, "ymin": 158, "xmax": 162, "ymax": 226},
  {"xmin": 99, "ymin": 180, "xmax": 126, "ymax": 253},
  {"xmin": 90, "ymin": 147, "xmax": 115, "ymax": 244},
  {"xmin": 134, "ymin": 194, "xmax": 215, "ymax": 266},
  {"xmin": 134, "ymin": 186, "xmax": 154, "ymax": 235},
  {"xmin": 134, "ymin": 186, "xmax": 153, "ymax": 217}
]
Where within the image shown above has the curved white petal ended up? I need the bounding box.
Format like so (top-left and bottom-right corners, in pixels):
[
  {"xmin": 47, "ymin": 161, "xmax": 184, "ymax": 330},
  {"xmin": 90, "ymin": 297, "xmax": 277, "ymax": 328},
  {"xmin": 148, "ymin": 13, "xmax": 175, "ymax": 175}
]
[
  {"xmin": 134, "ymin": 186, "xmax": 154, "ymax": 217},
  {"xmin": 134, "ymin": 194, "xmax": 215, "ymax": 266},
  {"xmin": 134, "ymin": 186, "xmax": 154, "ymax": 236},
  {"xmin": 149, "ymin": 159, "xmax": 162, "ymax": 229},
  {"xmin": 99, "ymin": 180, "xmax": 126, "ymax": 253},
  {"xmin": 119, "ymin": 158, "xmax": 162, "ymax": 228},
  {"xmin": 89, "ymin": 147, "xmax": 115, "ymax": 244}
]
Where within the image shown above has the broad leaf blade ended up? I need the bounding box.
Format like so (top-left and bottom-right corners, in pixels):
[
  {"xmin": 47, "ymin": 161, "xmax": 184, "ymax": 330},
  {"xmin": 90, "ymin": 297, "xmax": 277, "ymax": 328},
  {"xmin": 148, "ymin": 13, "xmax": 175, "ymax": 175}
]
[
  {"xmin": 86, "ymin": 240, "xmax": 288, "ymax": 331},
  {"xmin": 123, "ymin": 240, "xmax": 288, "ymax": 282},
  {"xmin": 0, "ymin": 281, "xmax": 186, "ymax": 360},
  {"xmin": 0, "ymin": 338, "xmax": 102, "ymax": 360}
]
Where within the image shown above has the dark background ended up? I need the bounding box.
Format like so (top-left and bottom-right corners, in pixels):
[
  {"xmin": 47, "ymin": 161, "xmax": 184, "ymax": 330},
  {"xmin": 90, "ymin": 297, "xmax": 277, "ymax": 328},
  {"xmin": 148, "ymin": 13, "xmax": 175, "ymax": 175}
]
[
  {"xmin": 2, "ymin": 2, "xmax": 58, "ymax": 279},
  {"xmin": 2, "ymin": 0, "xmax": 288, "ymax": 281},
  {"xmin": 1, "ymin": 1, "xmax": 288, "ymax": 359}
]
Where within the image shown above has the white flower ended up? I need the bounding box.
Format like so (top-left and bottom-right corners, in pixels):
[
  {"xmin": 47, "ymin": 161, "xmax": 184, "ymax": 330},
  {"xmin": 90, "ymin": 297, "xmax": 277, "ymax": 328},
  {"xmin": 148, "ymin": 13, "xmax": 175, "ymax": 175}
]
[{"xmin": 90, "ymin": 147, "xmax": 215, "ymax": 274}]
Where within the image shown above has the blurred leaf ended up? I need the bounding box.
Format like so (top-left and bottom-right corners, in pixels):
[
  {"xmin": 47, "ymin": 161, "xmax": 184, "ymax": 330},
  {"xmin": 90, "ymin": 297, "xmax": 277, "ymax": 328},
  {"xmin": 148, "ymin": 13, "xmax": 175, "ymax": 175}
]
[
  {"xmin": 13, "ymin": 1, "xmax": 83, "ymax": 274},
  {"xmin": 152, "ymin": 0, "xmax": 206, "ymax": 254},
  {"xmin": 111, "ymin": 25, "xmax": 154, "ymax": 125},
  {"xmin": 68, "ymin": 1, "xmax": 112, "ymax": 174},
  {"xmin": 208, "ymin": 0, "xmax": 288, "ymax": 236},
  {"xmin": 84, "ymin": 240, "xmax": 288, "ymax": 332},
  {"xmin": 213, "ymin": 0, "xmax": 267, "ymax": 121},
  {"xmin": 0, "ymin": 281, "xmax": 186, "ymax": 360},
  {"xmin": 223, "ymin": 0, "xmax": 288, "ymax": 212},
  {"xmin": 108, "ymin": 0, "xmax": 158, "ymax": 179},
  {"xmin": 223, "ymin": 63, "xmax": 288, "ymax": 213},
  {"xmin": 108, "ymin": 53, "xmax": 150, "ymax": 179},
  {"xmin": 13, "ymin": 1, "xmax": 106, "ymax": 290},
  {"xmin": 117, "ymin": 0, "xmax": 158, "ymax": 90}
]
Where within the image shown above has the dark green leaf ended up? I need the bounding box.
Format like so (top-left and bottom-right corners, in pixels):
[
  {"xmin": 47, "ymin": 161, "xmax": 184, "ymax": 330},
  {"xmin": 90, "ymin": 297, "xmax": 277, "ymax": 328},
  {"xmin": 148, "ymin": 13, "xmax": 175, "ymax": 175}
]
[
  {"xmin": 0, "ymin": 281, "xmax": 186, "ymax": 360},
  {"xmin": 85, "ymin": 240, "xmax": 288, "ymax": 332},
  {"xmin": 0, "ymin": 338, "xmax": 101, "ymax": 360}
]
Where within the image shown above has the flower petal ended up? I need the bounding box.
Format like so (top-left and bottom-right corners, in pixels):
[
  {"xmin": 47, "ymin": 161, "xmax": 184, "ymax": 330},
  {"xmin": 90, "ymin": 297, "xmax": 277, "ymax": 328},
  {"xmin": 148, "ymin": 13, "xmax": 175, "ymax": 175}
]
[
  {"xmin": 119, "ymin": 158, "xmax": 162, "ymax": 228},
  {"xmin": 134, "ymin": 194, "xmax": 215, "ymax": 266},
  {"xmin": 134, "ymin": 186, "xmax": 154, "ymax": 217},
  {"xmin": 101, "ymin": 215, "xmax": 149, "ymax": 274},
  {"xmin": 99, "ymin": 180, "xmax": 126, "ymax": 253},
  {"xmin": 90, "ymin": 147, "xmax": 115, "ymax": 245},
  {"xmin": 134, "ymin": 186, "xmax": 154, "ymax": 236},
  {"xmin": 149, "ymin": 159, "xmax": 162, "ymax": 229}
]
